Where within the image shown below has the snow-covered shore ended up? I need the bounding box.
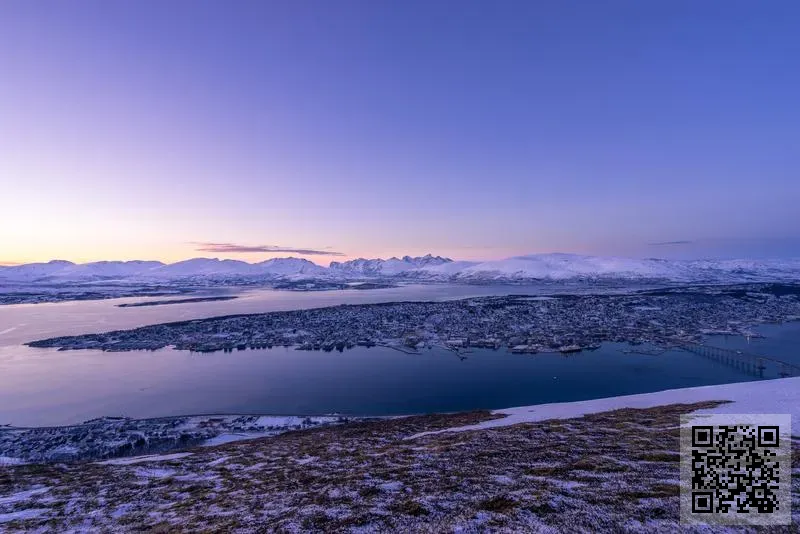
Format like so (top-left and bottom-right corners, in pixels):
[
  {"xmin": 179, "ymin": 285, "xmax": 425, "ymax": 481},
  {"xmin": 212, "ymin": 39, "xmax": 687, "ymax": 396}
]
[
  {"xmin": 0, "ymin": 414, "xmax": 365, "ymax": 465},
  {"xmin": 4, "ymin": 377, "xmax": 797, "ymax": 466},
  {"xmin": 411, "ymin": 377, "xmax": 800, "ymax": 438}
]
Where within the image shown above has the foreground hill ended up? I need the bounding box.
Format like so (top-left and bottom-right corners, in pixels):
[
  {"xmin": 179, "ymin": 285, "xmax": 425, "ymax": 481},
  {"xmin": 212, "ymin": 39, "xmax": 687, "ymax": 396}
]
[{"xmin": 1, "ymin": 379, "xmax": 798, "ymax": 532}]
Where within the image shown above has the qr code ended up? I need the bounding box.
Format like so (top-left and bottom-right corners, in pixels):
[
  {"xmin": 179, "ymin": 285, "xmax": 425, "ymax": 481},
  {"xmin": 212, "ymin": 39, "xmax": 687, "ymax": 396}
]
[{"xmin": 680, "ymin": 414, "xmax": 791, "ymax": 526}]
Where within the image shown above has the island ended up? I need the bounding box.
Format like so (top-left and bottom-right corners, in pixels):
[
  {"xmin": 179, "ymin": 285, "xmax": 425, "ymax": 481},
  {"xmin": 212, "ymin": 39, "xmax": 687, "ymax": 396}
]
[
  {"xmin": 117, "ymin": 296, "xmax": 238, "ymax": 307},
  {"xmin": 27, "ymin": 283, "xmax": 800, "ymax": 355}
]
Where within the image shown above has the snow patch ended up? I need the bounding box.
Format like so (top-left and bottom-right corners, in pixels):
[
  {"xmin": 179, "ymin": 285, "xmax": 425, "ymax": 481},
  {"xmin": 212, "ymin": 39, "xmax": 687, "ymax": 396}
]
[
  {"xmin": 378, "ymin": 481, "xmax": 404, "ymax": 492},
  {"xmin": 201, "ymin": 432, "xmax": 272, "ymax": 447},
  {"xmin": 0, "ymin": 487, "xmax": 49, "ymax": 505},
  {"xmin": 409, "ymin": 377, "xmax": 800, "ymax": 439},
  {"xmin": 96, "ymin": 452, "xmax": 193, "ymax": 465},
  {"xmin": 134, "ymin": 467, "xmax": 176, "ymax": 478},
  {"xmin": 0, "ymin": 508, "xmax": 49, "ymax": 523}
]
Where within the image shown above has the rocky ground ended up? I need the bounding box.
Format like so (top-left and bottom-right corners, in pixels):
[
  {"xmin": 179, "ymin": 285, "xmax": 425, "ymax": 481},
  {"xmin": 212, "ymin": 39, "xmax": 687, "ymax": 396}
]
[{"xmin": 1, "ymin": 402, "xmax": 798, "ymax": 532}]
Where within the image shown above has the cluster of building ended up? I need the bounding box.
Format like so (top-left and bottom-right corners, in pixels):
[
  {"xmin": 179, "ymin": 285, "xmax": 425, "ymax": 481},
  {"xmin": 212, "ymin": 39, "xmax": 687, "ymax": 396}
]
[{"xmin": 28, "ymin": 284, "xmax": 800, "ymax": 354}]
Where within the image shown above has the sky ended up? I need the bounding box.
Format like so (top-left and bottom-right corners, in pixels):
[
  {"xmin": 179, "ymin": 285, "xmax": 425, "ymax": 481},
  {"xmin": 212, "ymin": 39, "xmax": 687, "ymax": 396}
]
[{"xmin": 1, "ymin": 1, "xmax": 799, "ymax": 265}]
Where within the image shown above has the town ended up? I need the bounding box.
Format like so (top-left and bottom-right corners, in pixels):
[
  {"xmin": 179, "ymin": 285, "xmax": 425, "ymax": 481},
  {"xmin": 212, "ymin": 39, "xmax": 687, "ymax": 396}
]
[{"xmin": 27, "ymin": 284, "xmax": 800, "ymax": 354}]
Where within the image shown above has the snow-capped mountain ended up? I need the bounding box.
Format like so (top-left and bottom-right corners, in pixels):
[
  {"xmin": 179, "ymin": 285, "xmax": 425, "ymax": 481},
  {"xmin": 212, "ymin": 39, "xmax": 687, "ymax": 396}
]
[
  {"xmin": 72, "ymin": 260, "xmax": 165, "ymax": 278},
  {"xmin": 2, "ymin": 253, "xmax": 799, "ymax": 285},
  {"xmin": 455, "ymin": 254, "xmax": 682, "ymax": 281},
  {"xmin": 329, "ymin": 254, "xmax": 452, "ymax": 276},
  {"xmin": 151, "ymin": 258, "xmax": 258, "ymax": 278},
  {"xmin": 149, "ymin": 257, "xmax": 328, "ymax": 279},
  {"xmin": 0, "ymin": 260, "xmax": 166, "ymax": 282},
  {"xmin": 256, "ymin": 257, "xmax": 327, "ymax": 277},
  {"xmin": 0, "ymin": 260, "xmax": 79, "ymax": 282},
  {"xmin": 0, "ymin": 257, "xmax": 324, "ymax": 283},
  {"xmin": 407, "ymin": 260, "xmax": 481, "ymax": 279},
  {"xmin": 449, "ymin": 254, "xmax": 800, "ymax": 283}
]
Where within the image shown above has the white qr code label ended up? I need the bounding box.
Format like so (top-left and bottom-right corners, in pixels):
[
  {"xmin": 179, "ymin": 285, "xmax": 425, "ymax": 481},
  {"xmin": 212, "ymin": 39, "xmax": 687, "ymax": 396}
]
[{"xmin": 680, "ymin": 413, "xmax": 791, "ymax": 526}]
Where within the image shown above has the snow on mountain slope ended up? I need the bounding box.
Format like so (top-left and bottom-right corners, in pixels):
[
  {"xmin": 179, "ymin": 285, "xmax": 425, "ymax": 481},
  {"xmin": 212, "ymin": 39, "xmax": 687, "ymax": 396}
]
[
  {"xmin": 2, "ymin": 254, "xmax": 799, "ymax": 285},
  {"xmin": 453, "ymin": 254, "xmax": 800, "ymax": 282},
  {"xmin": 151, "ymin": 258, "xmax": 259, "ymax": 277},
  {"xmin": 256, "ymin": 257, "xmax": 327, "ymax": 276},
  {"xmin": 0, "ymin": 260, "xmax": 167, "ymax": 283},
  {"xmin": 0, "ymin": 260, "xmax": 77, "ymax": 282},
  {"xmin": 455, "ymin": 254, "xmax": 686, "ymax": 281},
  {"xmin": 329, "ymin": 254, "xmax": 452, "ymax": 276},
  {"xmin": 146, "ymin": 258, "xmax": 325, "ymax": 279},
  {"xmin": 413, "ymin": 260, "xmax": 481, "ymax": 277},
  {"xmin": 68, "ymin": 261, "xmax": 165, "ymax": 280},
  {"xmin": 688, "ymin": 258, "xmax": 800, "ymax": 280}
]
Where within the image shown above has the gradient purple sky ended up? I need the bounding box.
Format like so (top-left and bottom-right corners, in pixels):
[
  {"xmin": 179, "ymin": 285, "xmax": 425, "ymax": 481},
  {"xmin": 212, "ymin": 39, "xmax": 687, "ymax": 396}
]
[{"xmin": 2, "ymin": 1, "xmax": 799, "ymax": 264}]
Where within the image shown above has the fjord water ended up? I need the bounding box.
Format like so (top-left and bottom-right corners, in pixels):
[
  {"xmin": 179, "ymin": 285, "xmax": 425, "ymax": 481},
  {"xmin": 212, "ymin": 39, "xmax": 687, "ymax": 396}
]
[{"xmin": 1, "ymin": 286, "xmax": 798, "ymax": 427}]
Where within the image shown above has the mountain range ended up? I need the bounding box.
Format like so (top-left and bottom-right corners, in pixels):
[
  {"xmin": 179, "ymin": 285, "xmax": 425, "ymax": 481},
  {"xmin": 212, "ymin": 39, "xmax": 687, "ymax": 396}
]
[{"xmin": 1, "ymin": 253, "xmax": 799, "ymax": 285}]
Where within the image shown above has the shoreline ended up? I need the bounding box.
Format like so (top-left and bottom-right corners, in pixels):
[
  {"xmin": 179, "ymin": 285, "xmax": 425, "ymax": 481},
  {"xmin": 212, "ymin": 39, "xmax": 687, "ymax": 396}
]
[
  {"xmin": 0, "ymin": 413, "xmax": 381, "ymax": 465},
  {"xmin": 116, "ymin": 295, "xmax": 238, "ymax": 307},
  {"xmin": 3, "ymin": 375, "xmax": 798, "ymax": 465}
]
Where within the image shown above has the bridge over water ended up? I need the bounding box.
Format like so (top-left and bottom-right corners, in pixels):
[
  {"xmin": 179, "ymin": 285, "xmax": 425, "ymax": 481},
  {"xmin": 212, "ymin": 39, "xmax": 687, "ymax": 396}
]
[{"xmin": 672, "ymin": 340, "xmax": 800, "ymax": 379}]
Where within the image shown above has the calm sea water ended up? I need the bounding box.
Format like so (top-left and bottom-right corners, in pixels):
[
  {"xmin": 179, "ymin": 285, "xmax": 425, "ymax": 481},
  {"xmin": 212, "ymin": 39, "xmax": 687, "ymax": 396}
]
[{"xmin": 1, "ymin": 285, "xmax": 798, "ymax": 427}]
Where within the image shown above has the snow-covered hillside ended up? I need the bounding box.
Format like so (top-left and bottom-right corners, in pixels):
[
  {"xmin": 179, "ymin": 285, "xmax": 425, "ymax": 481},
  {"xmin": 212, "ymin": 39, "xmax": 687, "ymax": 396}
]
[
  {"xmin": 0, "ymin": 257, "xmax": 325, "ymax": 283},
  {"xmin": 454, "ymin": 254, "xmax": 800, "ymax": 283},
  {"xmin": 329, "ymin": 254, "xmax": 452, "ymax": 276},
  {"xmin": 150, "ymin": 258, "xmax": 255, "ymax": 278},
  {"xmin": 2, "ymin": 253, "xmax": 799, "ymax": 285},
  {"xmin": 455, "ymin": 254, "xmax": 684, "ymax": 281},
  {"xmin": 255, "ymin": 257, "xmax": 326, "ymax": 277},
  {"xmin": 0, "ymin": 260, "xmax": 166, "ymax": 282}
]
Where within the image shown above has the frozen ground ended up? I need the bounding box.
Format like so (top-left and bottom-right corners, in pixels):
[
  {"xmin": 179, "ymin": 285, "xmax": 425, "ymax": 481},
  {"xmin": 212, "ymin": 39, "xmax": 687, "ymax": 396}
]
[{"xmin": 1, "ymin": 379, "xmax": 798, "ymax": 532}]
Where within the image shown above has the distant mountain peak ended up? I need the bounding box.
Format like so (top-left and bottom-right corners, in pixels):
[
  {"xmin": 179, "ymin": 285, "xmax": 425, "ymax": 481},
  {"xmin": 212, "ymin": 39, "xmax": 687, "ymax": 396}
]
[
  {"xmin": 329, "ymin": 254, "xmax": 452, "ymax": 276},
  {"xmin": 2, "ymin": 254, "xmax": 799, "ymax": 285}
]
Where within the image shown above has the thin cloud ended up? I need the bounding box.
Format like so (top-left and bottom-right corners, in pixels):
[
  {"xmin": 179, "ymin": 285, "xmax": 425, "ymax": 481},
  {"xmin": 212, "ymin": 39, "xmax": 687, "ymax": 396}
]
[
  {"xmin": 193, "ymin": 242, "xmax": 345, "ymax": 256},
  {"xmin": 649, "ymin": 240, "xmax": 693, "ymax": 246}
]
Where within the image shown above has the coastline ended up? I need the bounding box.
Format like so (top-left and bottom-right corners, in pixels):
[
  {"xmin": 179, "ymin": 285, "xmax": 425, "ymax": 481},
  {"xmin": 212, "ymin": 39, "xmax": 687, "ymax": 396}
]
[{"xmin": 3, "ymin": 376, "xmax": 798, "ymax": 466}]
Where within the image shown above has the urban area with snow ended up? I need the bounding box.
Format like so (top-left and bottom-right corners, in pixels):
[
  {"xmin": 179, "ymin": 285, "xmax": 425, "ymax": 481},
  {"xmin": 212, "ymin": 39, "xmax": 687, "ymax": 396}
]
[{"xmin": 27, "ymin": 283, "xmax": 800, "ymax": 355}]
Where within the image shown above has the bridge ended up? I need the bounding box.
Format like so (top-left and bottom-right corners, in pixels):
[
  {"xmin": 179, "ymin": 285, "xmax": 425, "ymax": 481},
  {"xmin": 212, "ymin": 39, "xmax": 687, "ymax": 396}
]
[{"xmin": 673, "ymin": 340, "xmax": 800, "ymax": 379}]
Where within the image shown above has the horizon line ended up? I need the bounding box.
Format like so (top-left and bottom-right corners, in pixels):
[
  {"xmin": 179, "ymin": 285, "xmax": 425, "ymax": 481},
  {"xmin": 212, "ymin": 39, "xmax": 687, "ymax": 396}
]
[{"xmin": 3, "ymin": 252, "xmax": 800, "ymax": 268}]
